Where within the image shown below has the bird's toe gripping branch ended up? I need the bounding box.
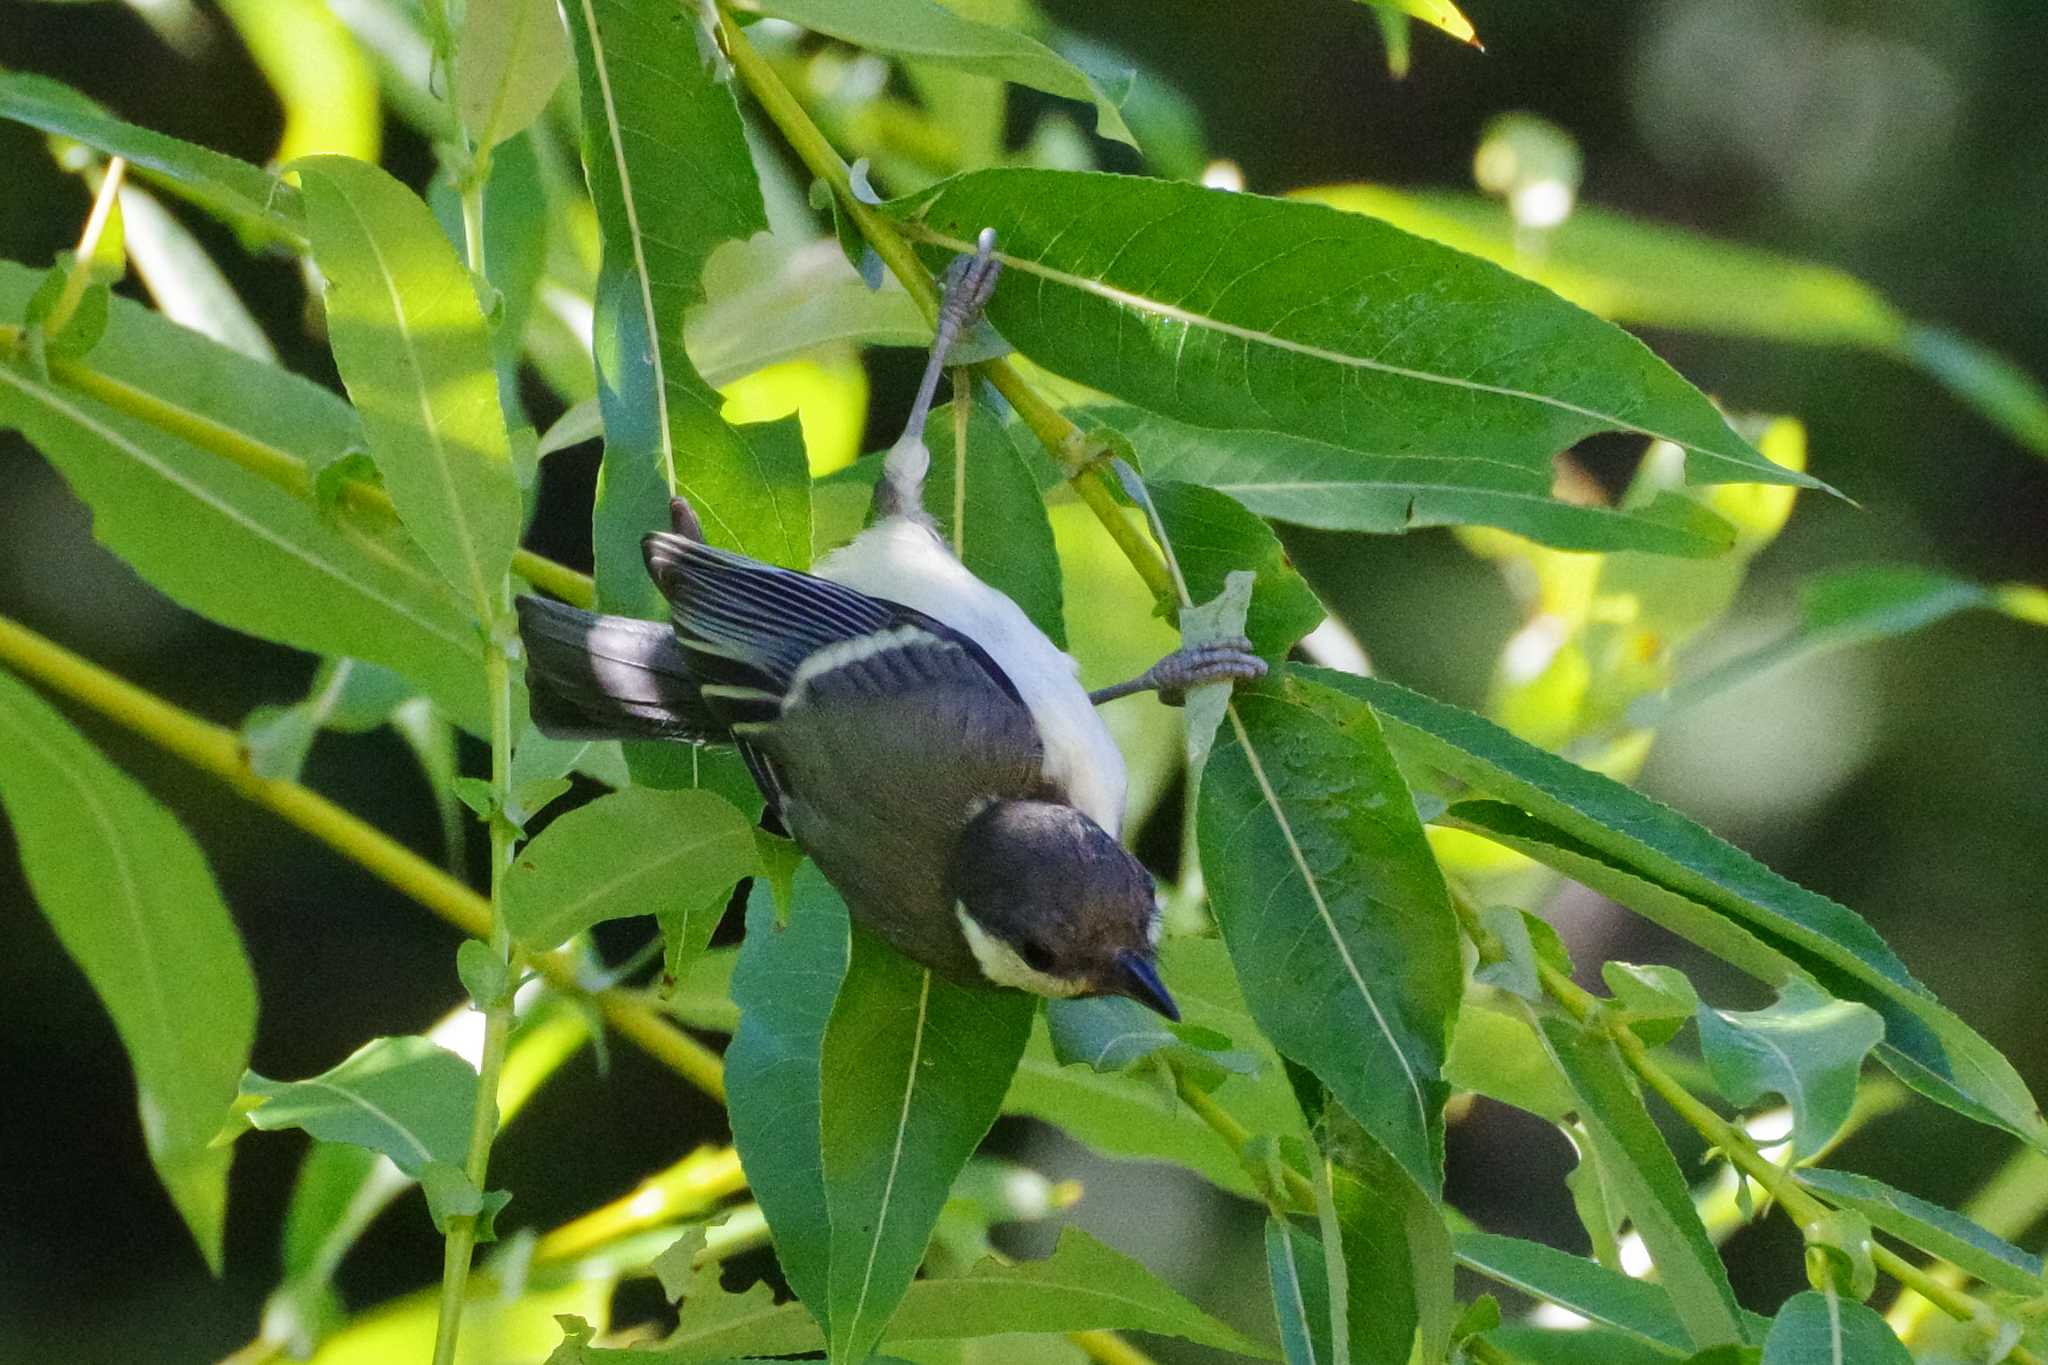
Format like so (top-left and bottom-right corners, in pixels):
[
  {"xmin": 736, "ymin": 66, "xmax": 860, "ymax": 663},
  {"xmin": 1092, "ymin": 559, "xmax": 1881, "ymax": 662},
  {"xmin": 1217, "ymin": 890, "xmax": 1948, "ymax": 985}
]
[
  {"xmin": 1089, "ymin": 639, "xmax": 1269, "ymax": 707},
  {"xmin": 874, "ymin": 228, "xmax": 1004, "ymax": 523}
]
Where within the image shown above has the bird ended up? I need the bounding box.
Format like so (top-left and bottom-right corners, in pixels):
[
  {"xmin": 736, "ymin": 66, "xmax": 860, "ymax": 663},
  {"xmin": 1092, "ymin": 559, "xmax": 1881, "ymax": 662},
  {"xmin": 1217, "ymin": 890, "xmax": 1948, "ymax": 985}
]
[{"xmin": 514, "ymin": 230, "xmax": 1264, "ymax": 1019}]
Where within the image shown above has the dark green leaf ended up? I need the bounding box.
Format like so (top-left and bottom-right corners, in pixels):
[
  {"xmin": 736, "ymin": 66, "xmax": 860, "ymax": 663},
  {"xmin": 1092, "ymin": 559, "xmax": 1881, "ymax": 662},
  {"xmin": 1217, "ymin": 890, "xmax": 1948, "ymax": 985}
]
[
  {"xmin": 457, "ymin": 0, "xmax": 571, "ymax": 151},
  {"xmin": 1266, "ymin": 1217, "xmax": 1331, "ymax": 1365},
  {"xmin": 1120, "ymin": 404, "xmax": 1739, "ymax": 557},
  {"xmin": 0, "ymin": 72, "xmax": 305, "ymax": 245},
  {"xmin": 0, "ymin": 265, "xmax": 495, "ymax": 731},
  {"xmin": 1453, "ymin": 1232, "xmax": 1696, "ymax": 1355},
  {"xmin": 753, "ymin": 0, "xmax": 1137, "ymax": 148},
  {"xmin": 1540, "ymin": 1018, "xmax": 1747, "ymax": 1350},
  {"xmin": 561, "ymin": 0, "xmax": 810, "ymax": 615},
  {"xmin": 1320, "ymin": 1134, "xmax": 1457, "ymax": 1364},
  {"xmin": 1794, "ymin": 1167, "xmax": 2044, "ymax": 1297},
  {"xmin": 1317, "ymin": 669, "xmax": 2048, "ymax": 1153},
  {"xmin": 1043, "ymin": 993, "xmax": 1253, "ymax": 1089},
  {"xmin": 501, "ymin": 787, "xmax": 757, "ymax": 953},
  {"xmin": 1904, "ymin": 325, "xmax": 2048, "ymax": 457},
  {"xmin": 893, "ymin": 172, "xmax": 1816, "ymax": 497},
  {"xmin": 1147, "ymin": 480, "xmax": 1323, "ymax": 659},
  {"xmin": 0, "ymin": 669, "xmax": 256, "ymax": 1273},
  {"xmin": 1197, "ymin": 671, "xmax": 1461, "ymax": 1196},
  {"xmin": 1696, "ymin": 981, "xmax": 1883, "ymax": 1159},
  {"xmin": 725, "ymin": 864, "xmax": 851, "ymax": 1319},
  {"xmin": 299, "ymin": 156, "xmax": 523, "ymax": 622},
  {"xmin": 920, "ymin": 400, "xmax": 1067, "ymax": 646},
  {"xmin": 241, "ymin": 1035, "xmax": 478, "ymax": 1178},
  {"xmin": 1758, "ymin": 1291, "xmax": 1910, "ymax": 1365},
  {"xmin": 820, "ymin": 926, "xmax": 1036, "ymax": 1361}
]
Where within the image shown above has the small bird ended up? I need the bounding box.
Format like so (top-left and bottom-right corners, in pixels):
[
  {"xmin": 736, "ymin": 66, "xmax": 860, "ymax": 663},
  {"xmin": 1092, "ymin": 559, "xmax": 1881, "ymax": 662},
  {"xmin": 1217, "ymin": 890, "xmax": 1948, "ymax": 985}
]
[{"xmin": 516, "ymin": 231, "xmax": 1263, "ymax": 1019}]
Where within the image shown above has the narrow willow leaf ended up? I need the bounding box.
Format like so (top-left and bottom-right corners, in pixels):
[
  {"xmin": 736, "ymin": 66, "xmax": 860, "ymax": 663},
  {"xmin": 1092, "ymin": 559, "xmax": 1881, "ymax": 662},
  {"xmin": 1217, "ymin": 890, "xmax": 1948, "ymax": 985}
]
[
  {"xmin": 562, "ymin": 0, "xmax": 809, "ymax": 614},
  {"xmin": 0, "ymin": 72, "xmax": 306, "ymax": 245},
  {"xmin": 1794, "ymin": 1168, "xmax": 2044, "ymax": 1297},
  {"xmin": 241, "ymin": 1035, "xmax": 477, "ymax": 1178},
  {"xmin": 1323, "ymin": 1134, "xmax": 1457, "ymax": 1364},
  {"xmin": 299, "ymin": 156, "xmax": 522, "ymax": 622},
  {"xmin": 1539, "ymin": 1018, "xmax": 1747, "ymax": 1350},
  {"xmin": 690, "ymin": 234, "xmax": 928, "ymax": 389},
  {"xmin": 893, "ymin": 171, "xmax": 1816, "ymax": 495},
  {"xmin": 1118, "ymin": 404, "xmax": 1737, "ymax": 557},
  {"xmin": 1639, "ymin": 565, "xmax": 2034, "ymax": 726},
  {"xmin": 0, "ymin": 670, "xmax": 256, "ymax": 1274},
  {"xmin": 724, "ymin": 865, "xmax": 851, "ymax": 1320},
  {"xmin": 1356, "ymin": 0, "xmax": 1479, "ymax": 49},
  {"xmin": 1905, "ymin": 325, "xmax": 2048, "ymax": 457},
  {"xmin": 1147, "ymin": 480, "xmax": 1324, "ymax": 659},
  {"xmin": 1316, "ymin": 669, "xmax": 2048, "ymax": 1152},
  {"xmin": 1696, "ymin": 981, "xmax": 1884, "ymax": 1159},
  {"xmin": 114, "ymin": 179, "xmax": 276, "ymax": 362},
  {"xmin": 1197, "ymin": 670, "xmax": 1461, "ymax": 1196},
  {"xmin": 1005, "ymin": 937, "xmax": 1302, "ymax": 1198},
  {"xmin": 0, "ymin": 270, "xmax": 492, "ymax": 730},
  {"xmin": 1759, "ymin": 1291, "xmax": 1911, "ymax": 1365},
  {"xmin": 458, "ymin": 0, "xmax": 572, "ymax": 151},
  {"xmin": 1267, "ymin": 1217, "xmax": 1332, "ymax": 1365},
  {"xmin": 1453, "ymin": 1232, "xmax": 1695, "ymax": 1355},
  {"xmin": 752, "ymin": 0, "xmax": 1137, "ymax": 148},
  {"xmin": 821, "ymin": 927, "xmax": 1036, "ymax": 1362},
  {"xmin": 923, "ymin": 400, "xmax": 1067, "ymax": 646},
  {"xmin": 1050, "ymin": 31, "xmax": 1208, "ymax": 180},
  {"xmin": 501, "ymin": 787, "xmax": 756, "ymax": 955},
  {"xmin": 1485, "ymin": 1327, "xmax": 1702, "ymax": 1364},
  {"xmin": 1443, "ymin": 996, "xmax": 1575, "ymax": 1121},
  {"xmin": 217, "ymin": 0, "xmax": 381, "ymax": 165}
]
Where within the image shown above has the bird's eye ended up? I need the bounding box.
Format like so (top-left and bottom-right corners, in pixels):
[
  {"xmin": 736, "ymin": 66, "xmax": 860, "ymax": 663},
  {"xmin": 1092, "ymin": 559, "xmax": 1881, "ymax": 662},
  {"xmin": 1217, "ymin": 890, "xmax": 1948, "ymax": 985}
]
[{"xmin": 1020, "ymin": 940, "xmax": 1056, "ymax": 973}]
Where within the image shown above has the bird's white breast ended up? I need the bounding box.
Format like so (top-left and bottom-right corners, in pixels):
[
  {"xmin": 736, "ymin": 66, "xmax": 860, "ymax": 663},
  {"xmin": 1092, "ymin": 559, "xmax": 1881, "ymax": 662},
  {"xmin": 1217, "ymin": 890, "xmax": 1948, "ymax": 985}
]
[{"xmin": 813, "ymin": 516, "xmax": 1129, "ymax": 835}]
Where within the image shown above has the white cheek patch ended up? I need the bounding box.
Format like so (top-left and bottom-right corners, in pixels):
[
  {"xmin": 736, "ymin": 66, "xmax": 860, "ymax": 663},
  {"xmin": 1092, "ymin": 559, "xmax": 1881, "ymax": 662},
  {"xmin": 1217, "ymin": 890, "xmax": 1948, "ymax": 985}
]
[{"xmin": 955, "ymin": 905, "xmax": 1088, "ymax": 998}]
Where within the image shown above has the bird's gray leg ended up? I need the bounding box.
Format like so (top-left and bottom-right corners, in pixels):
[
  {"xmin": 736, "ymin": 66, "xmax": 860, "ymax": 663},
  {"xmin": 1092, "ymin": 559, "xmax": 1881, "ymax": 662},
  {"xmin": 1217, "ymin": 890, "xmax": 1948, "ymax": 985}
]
[
  {"xmin": 1089, "ymin": 638, "xmax": 1268, "ymax": 707},
  {"xmin": 872, "ymin": 227, "xmax": 1003, "ymax": 522}
]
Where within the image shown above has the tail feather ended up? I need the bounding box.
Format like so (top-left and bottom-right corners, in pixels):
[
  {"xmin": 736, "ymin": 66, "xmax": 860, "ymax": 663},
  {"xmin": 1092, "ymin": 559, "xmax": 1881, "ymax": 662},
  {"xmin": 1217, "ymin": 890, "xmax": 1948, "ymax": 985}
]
[{"xmin": 514, "ymin": 595, "xmax": 718, "ymax": 742}]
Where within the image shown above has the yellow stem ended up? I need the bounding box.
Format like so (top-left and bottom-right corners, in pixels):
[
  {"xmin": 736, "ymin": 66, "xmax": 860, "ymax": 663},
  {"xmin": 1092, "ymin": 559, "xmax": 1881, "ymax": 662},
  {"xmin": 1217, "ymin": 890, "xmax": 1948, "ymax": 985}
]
[{"xmin": 44, "ymin": 156, "xmax": 128, "ymax": 338}]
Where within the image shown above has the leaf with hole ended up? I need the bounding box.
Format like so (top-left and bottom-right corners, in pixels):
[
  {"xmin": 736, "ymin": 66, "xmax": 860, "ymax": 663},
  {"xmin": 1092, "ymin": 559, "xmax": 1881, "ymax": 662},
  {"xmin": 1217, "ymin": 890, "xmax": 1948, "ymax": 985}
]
[
  {"xmin": 240, "ymin": 1035, "xmax": 478, "ymax": 1179},
  {"xmin": 1696, "ymin": 980, "xmax": 1884, "ymax": 1160}
]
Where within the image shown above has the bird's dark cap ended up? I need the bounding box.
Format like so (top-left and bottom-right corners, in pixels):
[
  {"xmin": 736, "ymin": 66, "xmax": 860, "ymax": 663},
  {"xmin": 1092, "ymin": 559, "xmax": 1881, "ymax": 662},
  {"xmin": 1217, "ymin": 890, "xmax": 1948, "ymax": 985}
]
[{"xmin": 1115, "ymin": 950, "xmax": 1179, "ymax": 1021}]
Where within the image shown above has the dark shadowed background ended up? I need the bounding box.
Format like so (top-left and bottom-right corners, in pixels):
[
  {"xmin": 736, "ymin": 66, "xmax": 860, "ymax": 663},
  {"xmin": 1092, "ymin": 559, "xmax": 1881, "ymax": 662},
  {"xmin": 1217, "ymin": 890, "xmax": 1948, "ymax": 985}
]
[{"xmin": 2, "ymin": 1, "xmax": 2045, "ymax": 1359}]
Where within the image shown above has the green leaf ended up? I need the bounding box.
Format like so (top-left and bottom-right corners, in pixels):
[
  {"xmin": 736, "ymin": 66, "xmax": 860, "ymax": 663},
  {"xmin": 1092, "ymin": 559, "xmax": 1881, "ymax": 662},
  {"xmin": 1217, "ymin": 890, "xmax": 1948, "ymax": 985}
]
[
  {"xmin": 820, "ymin": 927, "xmax": 1036, "ymax": 1362},
  {"xmin": 1759, "ymin": 1291, "xmax": 1911, "ymax": 1365},
  {"xmin": 1904, "ymin": 325, "xmax": 2048, "ymax": 457},
  {"xmin": 1355, "ymin": 0, "xmax": 1479, "ymax": 49},
  {"xmin": 1540, "ymin": 1018, "xmax": 1747, "ymax": 1350},
  {"xmin": 458, "ymin": 0, "xmax": 572, "ymax": 151},
  {"xmin": 1316, "ymin": 669, "xmax": 2048, "ymax": 1153},
  {"xmin": 1120, "ymin": 403, "xmax": 1737, "ymax": 557},
  {"xmin": 561, "ymin": 0, "xmax": 810, "ymax": 614},
  {"xmin": 892, "ymin": 172, "xmax": 1816, "ymax": 497},
  {"xmin": 418, "ymin": 1159, "xmax": 510, "ymax": 1242},
  {"xmin": 1443, "ymin": 996, "xmax": 1574, "ymax": 1121},
  {"xmin": 1146, "ymin": 480, "xmax": 1324, "ymax": 660},
  {"xmin": 1794, "ymin": 1167, "xmax": 2044, "ymax": 1297},
  {"xmin": 1696, "ymin": 981, "xmax": 1884, "ymax": 1159},
  {"xmin": 1319, "ymin": 1132, "xmax": 1457, "ymax": 1364},
  {"xmin": 725, "ymin": 864, "xmax": 851, "ymax": 1318},
  {"xmin": 299, "ymin": 155, "xmax": 522, "ymax": 622},
  {"xmin": 1455, "ymin": 1232, "xmax": 1699, "ymax": 1355},
  {"xmin": 1197, "ymin": 670, "xmax": 1462, "ymax": 1196},
  {"xmin": 922, "ymin": 400, "xmax": 1067, "ymax": 646},
  {"xmin": 216, "ymin": 0, "xmax": 381, "ymax": 166},
  {"xmin": 1042, "ymin": 994, "xmax": 1253, "ymax": 1090},
  {"xmin": 1002, "ymin": 937, "xmax": 1303, "ymax": 1199},
  {"xmin": 0, "ymin": 669, "xmax": 256, "ymax": 1274},
  {"xmin": 691, "ymin": 234, "xmax": 928, "ymax": 389},
  {"xmin": 501, "ymin": 787, "xmax": 757, "ymax": 952},
  {"xmin": 753, "ymin": 0, "xmax": 1137, "ymax": 148},
  {"xmin": 1605, "ymin": 962, "xmax": 1701, "ymax": 1048},
  {"xmin": 0, "ymin": 72, "xmax": 306, "ymax": 246},
  {"xmin": 113, "ymin": 178, "xmax": 277, "ymax": 362},
  {"xmin": 1639, "ymin": 565, "xmax": 2029, "ymax": 726},
  {"xmin": 1266, "ymin": 1217, "xmax": 1332, "ymax": 1365},
  {"xmin": 240, "ymin": 1035, "xmax": 478, "ymax": 1179}
]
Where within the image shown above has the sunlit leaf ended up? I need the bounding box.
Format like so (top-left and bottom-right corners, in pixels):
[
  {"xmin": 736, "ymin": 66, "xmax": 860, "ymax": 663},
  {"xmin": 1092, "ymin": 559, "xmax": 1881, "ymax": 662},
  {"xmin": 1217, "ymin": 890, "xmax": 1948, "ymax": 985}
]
[
  {"xmin": 754, "ymin": 0, "xmax": 1138, "ymax": 148},
  {"xmin": 218, "ymin": 0, "xmax": 382, "ymax": 165},
  {"xmin": 1794, "ymin": 1167, "xmax": 2044, "ymax": 1297},
  {"xmin": 691, "ymin": 234, "xmax": 927, "ymax": 388},
  {"xmin": 1317, "ymin": 669, "xmax": 2048, "ymax": 1154},
  {"xmin": 458, "ymin": 0, "xmax": 572, "ymax": 152},
  {"xmin": 0, "ymin": 669, "xmax": 256, "ymax": 1273},
  {"xmin": 502, "ymin": 787, "xmax": 757, "ymax": 955},
  {"xmin": 562, "ymin": 0, "xmax": 810, "ymax": 615},
  {"xmin": 299, "ymin": 155, "xmax": 523, "ymax": 623},
  {"xmin": 241, "ymin": 1035, "xmax": 477, "ymax": 1178},
  {"xmin": 1696, "ymin": 981, "xmax": 1884, "ymax": 1160},
  {"xmin": 109, "ymin": 178, "xmax": 276, "ymax": 362},
  {"xmin": 1539, "ymin": 1018, "xmax": 1748, "ymax": 1351},
  {"xmin": 1198, "ymin": 669, "xmax": 1461, "ymax": 1196},
  {"xmin": 893, "ymin": 172, "xmax": 1817, "ymax": 498},
  {"xmin": 1443, "ymin": 996, "xmax": 1574, "ymax": 1121},
  {"xmin": 1758, "ymin": 1290, "xmax": 1910, "ymax": 1365},
  {"xmin": 1350, "ymin": 0, "xmax": 1478, "ymax": 50}
]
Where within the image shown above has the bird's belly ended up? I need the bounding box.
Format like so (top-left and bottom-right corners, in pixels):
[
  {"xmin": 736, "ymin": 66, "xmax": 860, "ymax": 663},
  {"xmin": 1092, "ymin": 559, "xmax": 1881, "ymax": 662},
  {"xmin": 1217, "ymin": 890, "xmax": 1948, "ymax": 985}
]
[{"xmin": 813, "ymin": 519, "xmax": 1129, "ymax": 835}]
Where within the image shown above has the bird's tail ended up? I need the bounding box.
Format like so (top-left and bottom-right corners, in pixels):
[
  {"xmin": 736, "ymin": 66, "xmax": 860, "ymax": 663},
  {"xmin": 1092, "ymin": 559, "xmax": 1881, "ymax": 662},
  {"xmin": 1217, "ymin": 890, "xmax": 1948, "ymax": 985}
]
[{"xmin": 514, "ymin": 595, "xmax": 721, "ymax": 742}]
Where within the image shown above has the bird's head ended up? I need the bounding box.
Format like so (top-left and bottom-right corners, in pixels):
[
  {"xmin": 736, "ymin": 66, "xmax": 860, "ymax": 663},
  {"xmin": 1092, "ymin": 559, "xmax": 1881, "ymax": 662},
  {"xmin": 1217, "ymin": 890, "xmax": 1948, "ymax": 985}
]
[{"xmin": 946, "ymin": 799, "xmax": 1177, "ymax": 1019}]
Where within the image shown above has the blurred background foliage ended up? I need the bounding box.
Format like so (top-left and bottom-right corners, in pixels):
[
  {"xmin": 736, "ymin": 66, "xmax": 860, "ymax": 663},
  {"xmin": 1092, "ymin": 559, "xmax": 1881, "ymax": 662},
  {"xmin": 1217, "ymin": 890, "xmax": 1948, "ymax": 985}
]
[{"xmin": 2, "ymin": 0, "xmax": 2046, "ymax": 1360}]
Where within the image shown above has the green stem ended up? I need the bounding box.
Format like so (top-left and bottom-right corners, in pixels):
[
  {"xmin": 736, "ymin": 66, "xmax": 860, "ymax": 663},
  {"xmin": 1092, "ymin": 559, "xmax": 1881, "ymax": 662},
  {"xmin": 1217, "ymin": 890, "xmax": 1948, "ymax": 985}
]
[
  {"xmin": 710, "ymin": 4, "xmax": 1177, "ymax": 608},
  {"xmin": 1171, "ymin": 1064, "xmax": 1317, "ymax": 1213},
  {"xmin": 0, "ymin": 610, "xmax": 726, "ymax": 1091}
]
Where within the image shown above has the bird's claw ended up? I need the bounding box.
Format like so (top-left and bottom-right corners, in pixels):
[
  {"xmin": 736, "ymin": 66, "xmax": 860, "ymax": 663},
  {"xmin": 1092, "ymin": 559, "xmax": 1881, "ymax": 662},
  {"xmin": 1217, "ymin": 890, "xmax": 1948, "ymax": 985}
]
[{"xmin": 1151, "ymin": 638, "xmax": 1267, "ymax": 707}]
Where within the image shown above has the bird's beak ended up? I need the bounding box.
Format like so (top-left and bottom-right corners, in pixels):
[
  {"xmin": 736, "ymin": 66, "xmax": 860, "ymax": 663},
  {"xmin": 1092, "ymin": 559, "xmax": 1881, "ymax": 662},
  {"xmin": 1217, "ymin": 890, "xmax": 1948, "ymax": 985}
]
[{"xmin": 1113, "ymin": 950, "xmax": 1180, "ymax": 1021}]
